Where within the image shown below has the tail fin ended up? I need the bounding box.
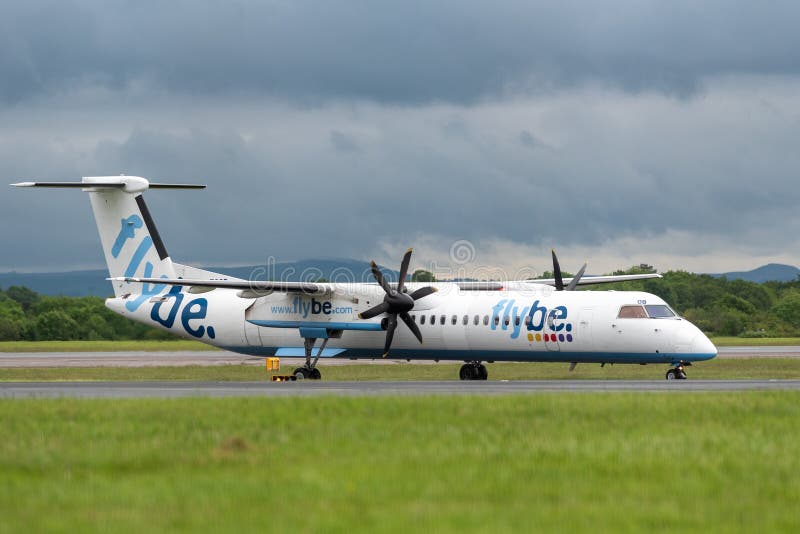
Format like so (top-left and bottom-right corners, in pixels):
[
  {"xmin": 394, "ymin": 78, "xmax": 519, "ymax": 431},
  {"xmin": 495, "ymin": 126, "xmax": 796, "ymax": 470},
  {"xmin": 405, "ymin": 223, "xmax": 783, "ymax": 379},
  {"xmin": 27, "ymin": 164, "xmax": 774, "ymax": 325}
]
[{"xmin": 13, "ymin": 176, "xmax": 204, "ymax": 299}]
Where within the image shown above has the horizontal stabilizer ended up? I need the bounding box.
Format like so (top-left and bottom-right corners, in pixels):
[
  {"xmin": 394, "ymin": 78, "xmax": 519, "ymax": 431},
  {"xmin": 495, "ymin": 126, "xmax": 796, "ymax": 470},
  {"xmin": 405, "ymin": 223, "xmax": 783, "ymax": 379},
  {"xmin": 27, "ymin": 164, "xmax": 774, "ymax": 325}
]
[
  {"xmin": 148, "ymin": 184, "xmax": 207, "ymax": 189},
  {"xmin": 12, "ymin": 182, "xmax": 204, "ymax": 189},
  {"xmin": 12, "ymin": 176, "xmax": 205, "ymax": 194},
  {"xmin": 12, "ymin": 181, "xmax": 125, "ymax": 188}
]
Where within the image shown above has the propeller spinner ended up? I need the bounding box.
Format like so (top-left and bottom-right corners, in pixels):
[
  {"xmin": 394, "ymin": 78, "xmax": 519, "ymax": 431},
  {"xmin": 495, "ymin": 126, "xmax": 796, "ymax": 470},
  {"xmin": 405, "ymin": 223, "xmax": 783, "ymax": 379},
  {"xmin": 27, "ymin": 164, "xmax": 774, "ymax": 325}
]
[{"xmin": 358, "ymin": 248, "xmax": 437, "ymax": 357}]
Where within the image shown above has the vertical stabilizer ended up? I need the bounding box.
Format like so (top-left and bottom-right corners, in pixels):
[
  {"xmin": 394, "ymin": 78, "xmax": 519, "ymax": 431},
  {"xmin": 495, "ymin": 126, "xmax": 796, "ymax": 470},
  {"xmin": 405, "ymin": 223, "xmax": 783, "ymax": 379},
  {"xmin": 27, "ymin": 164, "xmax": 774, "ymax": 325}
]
[
  {"xmin": 84, "ymin": 177, "xmax": 177, "ymax": 299},
  {"xmin": 12, "ymin": 175, "xmax": 205, "ymax": 305}
]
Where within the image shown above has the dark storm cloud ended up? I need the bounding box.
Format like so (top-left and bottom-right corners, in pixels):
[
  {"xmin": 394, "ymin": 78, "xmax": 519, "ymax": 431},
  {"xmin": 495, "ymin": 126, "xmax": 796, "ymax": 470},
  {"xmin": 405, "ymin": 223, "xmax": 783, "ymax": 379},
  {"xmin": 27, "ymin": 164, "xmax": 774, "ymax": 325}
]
[
  {"xmin": 329, "ymin": 130, "xmax": 359, "ymax": 153},
  {"xmin": 3, "ymin": 1, "xmax": 800, "ymax": 273},
  {"xmin": 4, "ymin": 90, "xmax": 800, "ymax": 273},
  {"xmin": 518, "ymin": 130, "xmax": 542, "ymax": 150},
  {"xmin": 2, "ymin": 1, "xmax": 800, "ymax": 106}
]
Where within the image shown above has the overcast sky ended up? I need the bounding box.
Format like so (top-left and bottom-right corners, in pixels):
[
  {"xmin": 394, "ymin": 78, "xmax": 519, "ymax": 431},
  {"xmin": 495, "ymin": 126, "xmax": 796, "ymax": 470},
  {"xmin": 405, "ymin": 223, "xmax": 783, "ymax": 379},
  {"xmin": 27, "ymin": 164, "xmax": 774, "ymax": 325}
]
[{"xmin": 2, "ymin": 1, "xmax": 800, "ymax": 276}]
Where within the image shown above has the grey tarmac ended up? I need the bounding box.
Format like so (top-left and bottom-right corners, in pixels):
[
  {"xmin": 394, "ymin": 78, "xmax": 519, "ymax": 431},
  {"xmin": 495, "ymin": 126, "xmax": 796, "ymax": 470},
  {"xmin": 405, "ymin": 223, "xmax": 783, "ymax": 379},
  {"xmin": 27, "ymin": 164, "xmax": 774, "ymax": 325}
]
[
  {"xmin": 0, "ymin": 345, "xmax": 798, "ymax": 368},
  {"xmin": 2, "ymin": 379, "xmax": 800, "ymax": 399}
]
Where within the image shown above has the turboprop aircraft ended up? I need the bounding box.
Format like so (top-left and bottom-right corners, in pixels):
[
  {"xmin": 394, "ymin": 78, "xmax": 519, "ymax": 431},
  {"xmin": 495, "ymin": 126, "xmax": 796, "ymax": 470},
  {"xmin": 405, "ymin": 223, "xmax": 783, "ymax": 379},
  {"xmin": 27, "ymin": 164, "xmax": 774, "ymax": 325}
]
[{"xmin": 12, "ymin": 176, "xmax": 717, "ymax": 380}]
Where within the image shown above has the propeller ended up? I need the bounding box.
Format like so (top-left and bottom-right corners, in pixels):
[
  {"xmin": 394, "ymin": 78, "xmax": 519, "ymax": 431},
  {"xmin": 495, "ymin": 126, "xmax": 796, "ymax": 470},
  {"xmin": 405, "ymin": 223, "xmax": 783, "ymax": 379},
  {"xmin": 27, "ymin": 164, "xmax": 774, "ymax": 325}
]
[
  {"xmin": 358, "ymin": 248, "xmax": 437, "ymax": 357},
  {"xmin": 551, "ymin": 249, "xmax": 588, "ymax": 291}
]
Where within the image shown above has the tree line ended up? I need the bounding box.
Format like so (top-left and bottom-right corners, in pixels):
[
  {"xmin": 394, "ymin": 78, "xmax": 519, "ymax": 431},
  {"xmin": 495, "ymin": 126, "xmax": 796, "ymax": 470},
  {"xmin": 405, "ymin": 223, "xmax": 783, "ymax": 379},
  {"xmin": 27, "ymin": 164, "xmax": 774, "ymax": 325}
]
[
  {"xmin": 584, "ymin": 267, "xmax": 800, "ymax": 337},
  {"xmin": 1, "ymin": 268, "xmax": 799, "ymax": 341},
  {"xmin": 0, "ymin": 286, "xmax": 173, "ymax": 342}
]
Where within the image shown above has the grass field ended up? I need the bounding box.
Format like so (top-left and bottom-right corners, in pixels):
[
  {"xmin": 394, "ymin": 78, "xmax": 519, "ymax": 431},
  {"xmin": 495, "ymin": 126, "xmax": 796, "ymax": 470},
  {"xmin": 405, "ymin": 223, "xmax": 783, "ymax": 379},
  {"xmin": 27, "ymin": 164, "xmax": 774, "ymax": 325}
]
[
  {"xmin": 2, "ymin": 337, "xmax": 800, "ymax": 353},
  {"xmin": 1, "ymin": 357, "xmax": 799, "ymax": 381},
  {"xmin": 1, "ymin": 394, "xmax": 798, "ymax": 532}
]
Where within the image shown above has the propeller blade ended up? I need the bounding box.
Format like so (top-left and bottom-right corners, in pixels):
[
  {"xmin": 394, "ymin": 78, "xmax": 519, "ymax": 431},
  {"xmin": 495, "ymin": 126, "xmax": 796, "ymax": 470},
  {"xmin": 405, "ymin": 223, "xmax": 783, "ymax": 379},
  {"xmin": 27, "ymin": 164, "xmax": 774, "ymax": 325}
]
[
  {"xmin": 370, "ymin": 261, "xmax": 393, "ymax": 295},
  {"xmin": 409, "ymin": 286, "xmax": 437, "ymax": 301},
  {"xmin": 566, "ymin": 262, "xmax": 588, "ymax": 291},
  {"xmin": 397, "ymin": 248, "xmax": 412, "ymax": 293},
  {"xmin": 400, "ymin": 312, "xmax": 423, "ymax": 344},
  {"xmin": 358, "ymin": 302, "xmax": 390, "ymax": 320},
  {"xmin": 383, "ymin": 315, "xmax": 397, "ymax": 357},
  {"xmin": 551, "ymin": 249, "xmax": 564, "ymax": 291}
]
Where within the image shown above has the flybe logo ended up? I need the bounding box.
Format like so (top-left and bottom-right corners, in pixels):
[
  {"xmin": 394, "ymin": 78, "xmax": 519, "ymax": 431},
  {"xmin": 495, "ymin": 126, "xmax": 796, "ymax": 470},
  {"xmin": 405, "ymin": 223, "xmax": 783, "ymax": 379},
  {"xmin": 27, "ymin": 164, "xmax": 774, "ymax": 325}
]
[
  {"xmin": 271, "ymin": 297, "xmax": 353, "ymax": 318},
  {"xmin": 150, "ymin": 286, "xmax": 216, "ymax": 339},
  {"xmin": 112, "ymin": 213, "xmax": 214, "ymax": 340},
  {"xmin": 490, "ymin": 298, "xmax": 575, "ymax": 343},
  {"xmin": 112, "ymin": 213, "xmax": 168, "ymax": 313}
]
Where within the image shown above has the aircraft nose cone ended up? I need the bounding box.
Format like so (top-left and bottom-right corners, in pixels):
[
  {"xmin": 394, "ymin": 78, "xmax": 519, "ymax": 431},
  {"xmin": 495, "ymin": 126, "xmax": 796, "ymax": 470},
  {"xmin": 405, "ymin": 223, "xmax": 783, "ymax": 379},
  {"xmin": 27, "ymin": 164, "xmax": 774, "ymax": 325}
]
[{"xmin": 692, "ymin": 333, "xmax": 717, "ymax": 360}]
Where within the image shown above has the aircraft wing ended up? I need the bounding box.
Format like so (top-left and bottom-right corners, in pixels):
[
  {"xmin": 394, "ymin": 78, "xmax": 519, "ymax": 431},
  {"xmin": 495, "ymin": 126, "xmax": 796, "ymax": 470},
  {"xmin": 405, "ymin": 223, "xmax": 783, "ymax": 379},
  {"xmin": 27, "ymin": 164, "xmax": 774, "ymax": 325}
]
[
  {"xmin": 112, "ymin": 276, "xmax": 502, "ymax": 295},
  {"xmin": 112, "ymin": 273, "xmax": 661, "ymax": 295},
  {"xmin": 110, "ymin": 277, "xmax": 330, "ymax": 295},
  {"xmin": 428, "ymin": 276, "xmax": 661, "ymax": 291},
  {"xmin": 532, "ymin": 273, "xmax": 662, "ymax": 287}
]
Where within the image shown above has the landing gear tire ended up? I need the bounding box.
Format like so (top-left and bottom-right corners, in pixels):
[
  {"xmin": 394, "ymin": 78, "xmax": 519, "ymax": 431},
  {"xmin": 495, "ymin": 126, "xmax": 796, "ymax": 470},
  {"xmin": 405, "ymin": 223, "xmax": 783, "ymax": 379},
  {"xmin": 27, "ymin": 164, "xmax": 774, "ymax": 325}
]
[
  {"xmin": 293, "ymin": 367, "xmax": 321, "ymax": 380},
  {"xmin": 477, "ymin": 364, "xmax": 488, "ymax": 380},
  {"xmin": 459, "ymin": 365, "xmax": 469, "ymax": 380},
  {"xmin": 459, "ymin": 362, "xmax": 488, "ymax": 381},
  {"xmin": 665, "ymin": 367, "xmax": 687, "ymax": 380},
  {"xmin": 293, "ymin": 367, "xmax": 308, "ymax": 380}
]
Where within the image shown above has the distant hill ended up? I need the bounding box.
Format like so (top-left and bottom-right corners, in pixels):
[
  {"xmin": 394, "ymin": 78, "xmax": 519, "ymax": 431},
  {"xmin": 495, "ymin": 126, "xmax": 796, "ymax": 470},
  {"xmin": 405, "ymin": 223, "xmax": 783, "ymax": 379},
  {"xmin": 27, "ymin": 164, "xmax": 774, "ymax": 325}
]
[
  {"xmin": 711, "ymin": 263, "xmax": 800, "ymax": 283},
  {"xmin": 0, "ymin": 258, "xmax": 399, "ymax": 297}
]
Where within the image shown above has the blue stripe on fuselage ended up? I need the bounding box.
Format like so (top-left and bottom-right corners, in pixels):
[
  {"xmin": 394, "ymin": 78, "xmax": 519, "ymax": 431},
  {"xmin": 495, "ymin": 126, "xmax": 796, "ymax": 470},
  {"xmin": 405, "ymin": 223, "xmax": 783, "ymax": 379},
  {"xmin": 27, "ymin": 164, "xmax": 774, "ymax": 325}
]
[{"xmin": 218, "ymin": 345, "xmax": 717, "ymax": 363}]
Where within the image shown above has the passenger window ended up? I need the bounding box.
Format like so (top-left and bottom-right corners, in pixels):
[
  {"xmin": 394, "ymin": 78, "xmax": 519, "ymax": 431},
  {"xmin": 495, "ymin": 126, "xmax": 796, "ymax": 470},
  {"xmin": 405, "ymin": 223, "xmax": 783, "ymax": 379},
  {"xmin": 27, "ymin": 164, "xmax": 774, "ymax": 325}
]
[
  {"xmin": 514, "ymin": 316, "xmax": 520, "ymax": 326},
  {"xmin": 420, "ymin": 315, "xmax": 426, "ymax": 325},
  {"xmin": 503, "ymin": 316, "xmax": 510, "ymax": 326},
  {"xmin": 440, "ymin": 315, "xmax": 446, "ymax": 325},
  {"xmin": 493, "ymin": 316, "xmax": 500, "ymax": 326},
  {"xmin": 618, "ymin": 305, "xmax": 648, "ymax": 319},
  {"xmin": 483, "ymin": 315, "xmax": 489, "ymax": 326},
  {"xmin": 473, "ymin": 315, "xmax": 479, "ymax": 326},
  {"xmin": 430, "ymin": 315, "xmax": 436, "ymax": 325},
  {"xmin": 451, "ymin": 315, "xmax": 457, "ymax": 325},
  {"xmin": 462, "ymin": 315, "xmax": 468, "ymax": 326},
  {"xmin": 524, "ymin": 315, "xmax": 531, "ymax": 326},
  {"xmin": 411, "ymin": 314, "xmax": 416, "ymax": 322}
]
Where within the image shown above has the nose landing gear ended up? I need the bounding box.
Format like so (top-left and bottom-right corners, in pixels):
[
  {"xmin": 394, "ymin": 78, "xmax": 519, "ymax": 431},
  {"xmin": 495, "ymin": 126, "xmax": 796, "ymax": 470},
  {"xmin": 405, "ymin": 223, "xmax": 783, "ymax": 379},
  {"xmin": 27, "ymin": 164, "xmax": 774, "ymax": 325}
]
[
  {"xmin": 665, "ymin": 364, "xmax": 688, "ymax": 380},
  {"xmin": 459, "ymin": 361, "xmax": 488, "ymax": 381}
]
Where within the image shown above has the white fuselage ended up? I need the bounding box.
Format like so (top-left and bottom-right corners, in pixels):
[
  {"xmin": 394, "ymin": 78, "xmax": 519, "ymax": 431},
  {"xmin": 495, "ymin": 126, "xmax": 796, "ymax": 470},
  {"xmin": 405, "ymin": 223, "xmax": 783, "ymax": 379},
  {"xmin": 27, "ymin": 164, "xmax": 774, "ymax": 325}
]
[
  {"xmin": 106, "ymin": 281, "xmax": 717, "ymax": 365},
  {"xmin": 13, "ymin": 176, "xmax": 716, "ymax": 370}
]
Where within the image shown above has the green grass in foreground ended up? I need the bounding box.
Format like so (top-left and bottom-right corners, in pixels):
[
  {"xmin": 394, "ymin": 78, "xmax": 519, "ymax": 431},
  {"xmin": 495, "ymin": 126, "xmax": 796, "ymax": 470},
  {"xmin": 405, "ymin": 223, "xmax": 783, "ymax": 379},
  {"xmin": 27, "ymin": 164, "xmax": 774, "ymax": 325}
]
[
  {"xmin": 1, "ymin": 394, "xmax": 798, "ymax": 532},
  {"xmin": 0, "ymin": 340, "xmax": 218, "ymax": 352},
  {"xmin": 1, "ymin": 357, "xmax": 799, "ymax": 381}
]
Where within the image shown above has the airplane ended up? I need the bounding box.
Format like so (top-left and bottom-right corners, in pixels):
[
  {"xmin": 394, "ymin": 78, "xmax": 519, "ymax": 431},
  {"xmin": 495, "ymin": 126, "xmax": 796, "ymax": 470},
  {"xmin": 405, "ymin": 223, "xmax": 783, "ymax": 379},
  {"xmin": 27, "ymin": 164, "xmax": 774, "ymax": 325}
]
[{"xmin": 12, "ymin": 176, "xmax": 717, "ymax": 381}]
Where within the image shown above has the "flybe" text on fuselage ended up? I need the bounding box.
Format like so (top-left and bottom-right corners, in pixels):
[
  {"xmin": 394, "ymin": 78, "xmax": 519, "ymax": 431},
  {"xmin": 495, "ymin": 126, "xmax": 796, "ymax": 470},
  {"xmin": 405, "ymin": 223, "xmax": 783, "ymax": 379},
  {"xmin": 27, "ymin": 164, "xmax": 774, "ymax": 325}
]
[{"xmin": 490, "ymin": 298, "xmax": 573, "ymax": 340}]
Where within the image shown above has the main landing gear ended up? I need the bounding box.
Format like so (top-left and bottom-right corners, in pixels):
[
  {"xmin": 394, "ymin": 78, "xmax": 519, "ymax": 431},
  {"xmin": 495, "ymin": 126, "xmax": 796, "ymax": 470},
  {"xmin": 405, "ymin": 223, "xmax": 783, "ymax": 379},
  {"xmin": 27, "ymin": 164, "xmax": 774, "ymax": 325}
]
[
  {"xmin": 665, "ymin": 363, "xmax": 690, "ymax": 380},
  {"xmin": 459, "ymin": 361, "xmax": 488, "ymax": 381},
  {"xmin": 293, "ymin": 337, "xmax": 327, "ymax": 380}
]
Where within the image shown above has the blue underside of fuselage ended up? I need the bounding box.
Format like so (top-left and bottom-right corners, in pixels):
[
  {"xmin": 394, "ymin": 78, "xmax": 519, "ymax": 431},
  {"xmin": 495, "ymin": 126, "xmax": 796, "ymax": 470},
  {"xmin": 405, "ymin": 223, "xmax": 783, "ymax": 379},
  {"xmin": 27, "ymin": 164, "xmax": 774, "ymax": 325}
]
[{"xmin": 219, "ymin": 346, "xmax": 717, "ymax": 365}]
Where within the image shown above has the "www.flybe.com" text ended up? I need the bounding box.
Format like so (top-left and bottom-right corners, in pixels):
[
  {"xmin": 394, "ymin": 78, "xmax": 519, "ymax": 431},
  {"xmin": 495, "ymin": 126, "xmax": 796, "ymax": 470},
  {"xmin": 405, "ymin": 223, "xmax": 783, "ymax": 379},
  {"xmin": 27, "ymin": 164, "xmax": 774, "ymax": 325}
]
[{"xmin": 271, "ymin": 297, "xmax": 353, "ymax": 318}]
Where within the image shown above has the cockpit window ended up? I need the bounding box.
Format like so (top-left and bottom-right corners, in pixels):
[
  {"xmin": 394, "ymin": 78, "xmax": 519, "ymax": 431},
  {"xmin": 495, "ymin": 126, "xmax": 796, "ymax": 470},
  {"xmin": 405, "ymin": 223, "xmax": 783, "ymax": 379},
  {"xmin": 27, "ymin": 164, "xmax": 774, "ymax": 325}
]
[
  {"xmin": 645, "ymin": 305, "xmax": 676, "ymax": 318},
  {"xmin": 617, "ymin": 305, "xmax": 648, "ymax": 319}
]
